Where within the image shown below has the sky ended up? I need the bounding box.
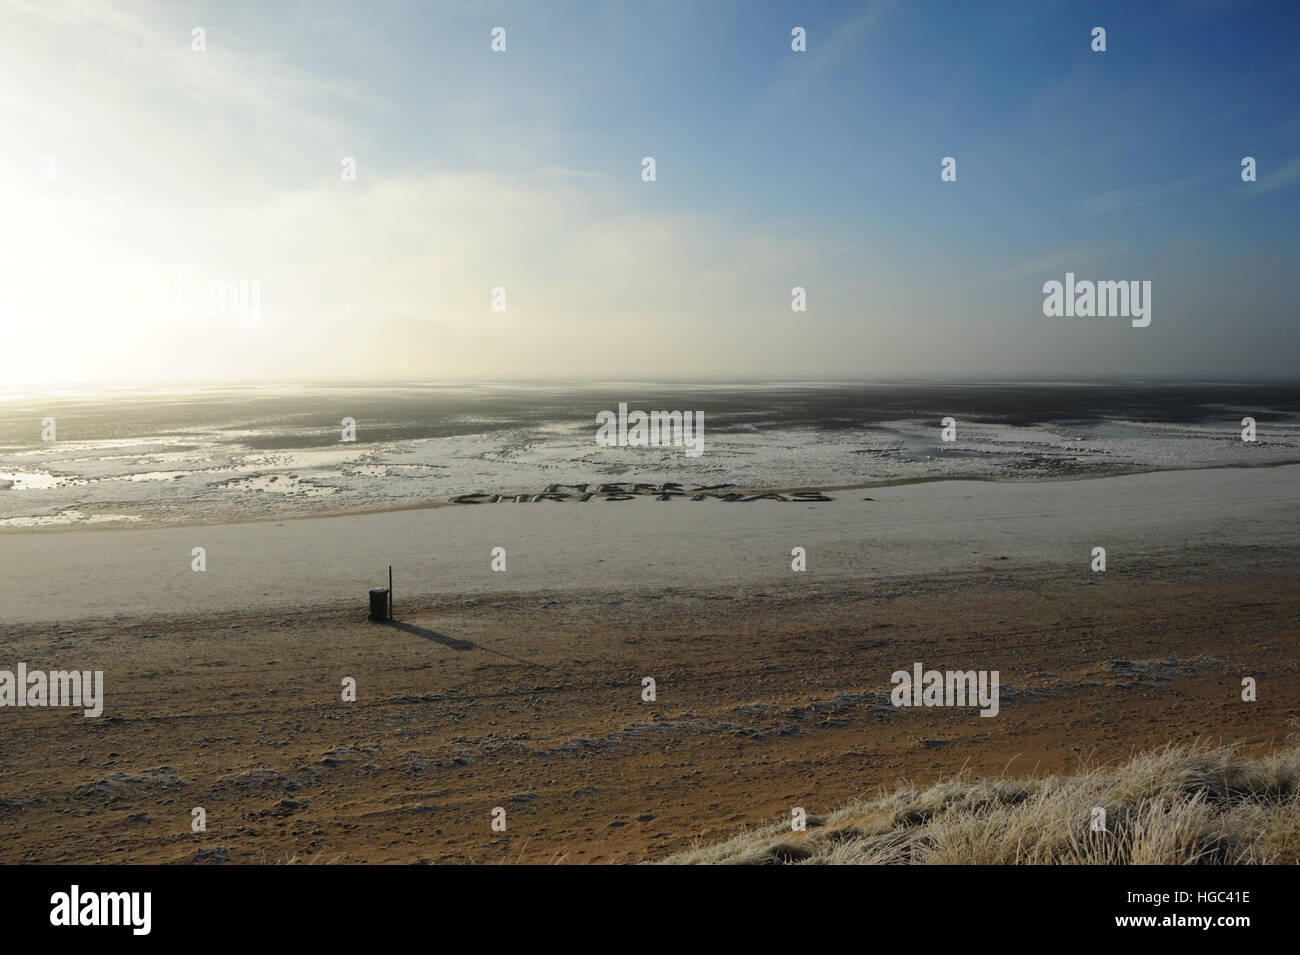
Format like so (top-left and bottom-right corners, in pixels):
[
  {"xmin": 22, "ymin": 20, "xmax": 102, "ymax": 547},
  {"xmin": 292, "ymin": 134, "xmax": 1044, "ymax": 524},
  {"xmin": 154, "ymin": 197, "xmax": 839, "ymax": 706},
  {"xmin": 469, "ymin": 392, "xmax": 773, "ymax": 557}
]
[{"xmin": 1, "ymin": 0, "xmax": 1298, "ymax": 388}]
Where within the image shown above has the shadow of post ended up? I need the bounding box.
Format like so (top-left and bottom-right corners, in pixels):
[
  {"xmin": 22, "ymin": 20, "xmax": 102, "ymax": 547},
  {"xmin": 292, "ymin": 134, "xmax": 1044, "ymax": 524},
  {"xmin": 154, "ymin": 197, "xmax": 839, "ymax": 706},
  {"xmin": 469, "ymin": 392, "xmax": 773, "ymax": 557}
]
[
  {"xmin": 381, "ymin": 619, "xmax": 475, "ymax": 651},
  {"xmin": 380, "ymin": 618, "xmax": 549, "ymax": 667}
]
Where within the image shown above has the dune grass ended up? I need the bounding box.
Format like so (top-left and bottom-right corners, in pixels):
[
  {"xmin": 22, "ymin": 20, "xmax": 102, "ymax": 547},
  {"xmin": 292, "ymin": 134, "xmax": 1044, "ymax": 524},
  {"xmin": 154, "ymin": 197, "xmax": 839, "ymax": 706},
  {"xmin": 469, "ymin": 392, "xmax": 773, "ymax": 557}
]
[{"xmin": 660, "ymin": 742, "xmax": 1300, "ymax": 865}]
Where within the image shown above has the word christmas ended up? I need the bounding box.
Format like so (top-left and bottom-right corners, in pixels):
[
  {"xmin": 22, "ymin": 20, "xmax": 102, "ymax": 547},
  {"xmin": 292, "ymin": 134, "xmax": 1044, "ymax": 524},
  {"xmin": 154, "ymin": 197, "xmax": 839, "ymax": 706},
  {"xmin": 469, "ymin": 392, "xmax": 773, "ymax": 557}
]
[{"xmin": 450, "ymin": 483, "xmax": 834, "ymax": 503}]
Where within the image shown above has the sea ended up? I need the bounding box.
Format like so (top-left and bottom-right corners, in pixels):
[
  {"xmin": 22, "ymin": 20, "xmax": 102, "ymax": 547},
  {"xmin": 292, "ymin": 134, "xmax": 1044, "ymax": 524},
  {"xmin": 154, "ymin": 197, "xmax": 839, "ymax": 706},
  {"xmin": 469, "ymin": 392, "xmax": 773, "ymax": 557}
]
[{"xmin": 1, "ymin": 380, "xmax": 1297, "ymax": 528}]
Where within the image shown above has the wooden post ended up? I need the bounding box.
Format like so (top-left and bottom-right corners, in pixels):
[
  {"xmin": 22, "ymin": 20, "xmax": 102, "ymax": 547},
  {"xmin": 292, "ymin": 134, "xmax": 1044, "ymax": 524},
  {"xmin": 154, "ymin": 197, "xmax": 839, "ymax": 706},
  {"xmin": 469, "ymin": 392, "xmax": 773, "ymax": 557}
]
[{"xmin": 388, "ymin": 565, "xmax": 393, "ymax": 619}]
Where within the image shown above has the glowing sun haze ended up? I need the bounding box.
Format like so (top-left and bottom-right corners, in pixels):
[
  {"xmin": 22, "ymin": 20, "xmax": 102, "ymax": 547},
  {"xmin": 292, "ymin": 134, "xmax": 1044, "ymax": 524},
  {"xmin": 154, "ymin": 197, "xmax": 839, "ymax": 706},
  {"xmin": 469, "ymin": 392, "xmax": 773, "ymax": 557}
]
[{"xmin": 1, "ymin": 0, "xmax": 1297, "ymax": 389}]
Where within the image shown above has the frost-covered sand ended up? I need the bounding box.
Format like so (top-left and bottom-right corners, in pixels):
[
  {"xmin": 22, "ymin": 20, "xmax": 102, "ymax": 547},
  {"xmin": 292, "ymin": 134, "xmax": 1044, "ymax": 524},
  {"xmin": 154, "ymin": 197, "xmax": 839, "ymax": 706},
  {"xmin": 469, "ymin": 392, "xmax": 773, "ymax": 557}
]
[
  {"xmin": 1, "ymin": 463, "xmax": 1297, "ymax": 863},
  {"xmin": 2, "ymin": 463, "xmax": 1297, "ymax": 624},
  {"xmin": 3, "ymin": 392, "xmax": 1298, "ymax": 863}
]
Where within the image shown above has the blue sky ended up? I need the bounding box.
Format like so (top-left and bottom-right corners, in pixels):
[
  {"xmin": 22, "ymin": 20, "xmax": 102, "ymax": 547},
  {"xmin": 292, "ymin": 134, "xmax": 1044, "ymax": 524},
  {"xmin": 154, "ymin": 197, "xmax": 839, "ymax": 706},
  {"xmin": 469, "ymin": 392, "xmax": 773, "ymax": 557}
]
[
  {"xmin": 268, "ymin": 0, "xmax": 1300, "ymax": 245},
  {"xmin": 2, "ymin": 0, "xmax": 1297, "ymax": 386}
]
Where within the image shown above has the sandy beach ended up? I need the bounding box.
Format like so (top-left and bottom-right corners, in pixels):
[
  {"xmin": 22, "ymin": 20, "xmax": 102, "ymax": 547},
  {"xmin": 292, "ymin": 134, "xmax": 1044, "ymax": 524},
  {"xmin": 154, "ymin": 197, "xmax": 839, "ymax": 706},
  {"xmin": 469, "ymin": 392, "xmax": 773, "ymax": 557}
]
[
  {"xmin": 2, "ymin": 462, "xmax": 1296, "ymax": 623},
  {"xmin": 1, "ymin": 464, "xmax": 1296, "ymax": 863}
]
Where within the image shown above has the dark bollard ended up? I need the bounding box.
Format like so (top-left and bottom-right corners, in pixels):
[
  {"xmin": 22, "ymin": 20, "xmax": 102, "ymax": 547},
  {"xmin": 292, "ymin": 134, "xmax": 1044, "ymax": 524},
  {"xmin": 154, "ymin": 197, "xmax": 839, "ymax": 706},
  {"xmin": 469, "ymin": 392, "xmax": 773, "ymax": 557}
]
[{"xmin": 369, "ymin": 587, "xmax": 390, "ymax": 621}]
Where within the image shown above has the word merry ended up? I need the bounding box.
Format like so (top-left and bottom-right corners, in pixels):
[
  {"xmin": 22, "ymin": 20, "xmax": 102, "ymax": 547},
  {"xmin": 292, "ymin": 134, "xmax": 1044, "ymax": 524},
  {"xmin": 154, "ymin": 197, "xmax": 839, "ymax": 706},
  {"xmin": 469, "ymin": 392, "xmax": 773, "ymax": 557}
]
[
  {"xmin": 890, "ymin": 662, "xmax": 999, "ymax": 717},
  {"xmin": 596, "ymin": 403, "xmax": 704, "ymax": 457},
  {"xmin": 0, "ymin": 663, "xmax": 103, "ymax": 717},
  {"xmin": 1042, "ymin": 272, "xmax": 1151, "ymax": 327},
  {"xmin": 451, "ymin": 483, "xmax": 834, "ymax": 503},
  {"xmin": 50, "ymin": 885, "xmax": 151, "ymax": 935}
]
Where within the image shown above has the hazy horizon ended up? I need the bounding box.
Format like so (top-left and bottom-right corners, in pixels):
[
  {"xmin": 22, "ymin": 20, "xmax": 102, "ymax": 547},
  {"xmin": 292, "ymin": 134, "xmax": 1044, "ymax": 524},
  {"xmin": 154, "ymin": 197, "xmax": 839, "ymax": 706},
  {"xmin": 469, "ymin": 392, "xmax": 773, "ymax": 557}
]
[{"xmin": 6, "ymin": 372, "xmax": 1300, "ymax": 401}]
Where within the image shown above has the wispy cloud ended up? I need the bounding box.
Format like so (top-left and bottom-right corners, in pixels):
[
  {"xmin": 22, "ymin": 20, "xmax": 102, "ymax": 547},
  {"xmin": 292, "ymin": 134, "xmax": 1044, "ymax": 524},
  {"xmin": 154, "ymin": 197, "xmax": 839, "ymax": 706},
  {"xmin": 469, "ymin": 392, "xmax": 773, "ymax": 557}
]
[
  {"xmin": 540, "ymin": 167, "xmax": 609, "ymax": 180},
  {"xmin": 747, "ymin": 0, "xmax": 897, "ymax": 122},
  {"xmin": 1085, "ymin": 175, "xmax": 1209, "ymax": 214},
  {"xmin": 967, "ymin": 243, "xmax": 1132, "ymax": 288},
  {"xmin": 1249, "ymin": 157, "xmax": 1300, "ymax": 196}
]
